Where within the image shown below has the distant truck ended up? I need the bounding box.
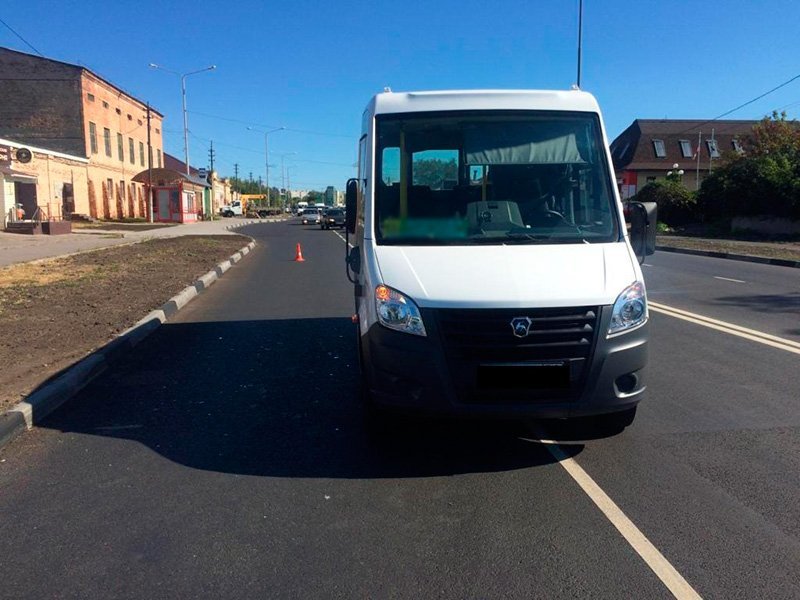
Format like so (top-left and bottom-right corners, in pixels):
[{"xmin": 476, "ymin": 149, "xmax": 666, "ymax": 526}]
[{"xmin": 243, "ymin": 194, "xmax": 282, "ymax": 218}]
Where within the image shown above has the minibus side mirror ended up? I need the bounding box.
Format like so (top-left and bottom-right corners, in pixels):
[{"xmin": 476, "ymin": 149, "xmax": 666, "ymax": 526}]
[
  {"xmin": 345, "ymin": 178, "xmax": 358, "ymax": 234},
  {"xmin": 628, "ymin": 201, "xmax": 657, "ymax": 264}
]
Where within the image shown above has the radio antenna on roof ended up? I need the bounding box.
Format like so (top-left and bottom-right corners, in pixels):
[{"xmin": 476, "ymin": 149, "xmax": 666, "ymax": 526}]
[{"xmin": 576, "ymin": 0, "xmax": 583, "ymax": 89}]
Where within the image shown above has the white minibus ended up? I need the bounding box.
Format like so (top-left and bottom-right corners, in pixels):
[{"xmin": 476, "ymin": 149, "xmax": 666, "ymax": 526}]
[{"xmin": 345, "ymin": 90, "xmax": 656, "ymax": 430}]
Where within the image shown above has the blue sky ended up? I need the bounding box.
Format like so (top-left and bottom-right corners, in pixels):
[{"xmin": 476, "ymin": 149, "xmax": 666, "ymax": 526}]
[{"xmin": 3, "ymin": 0, "xmax": 800, "ymax": 192}]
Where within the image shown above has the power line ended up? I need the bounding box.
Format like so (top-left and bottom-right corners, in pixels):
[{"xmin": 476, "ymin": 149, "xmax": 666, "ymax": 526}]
[
  {"xmin": 713, "ymin": 72, "xmax": 800, "ymax": 120},
  {"xmin": 188, "ymin": 130, "xmax": 354, "ymax": 167},
  {"xmin": 187, "ymin": 109, "xmax": 355, "ymax": 139},
  {"xmin": 678, "ymin": 71, "xmax": 800, "ymax": 135},
  {"xmin": 0, "ymin": 17, "xmax": 44, "ymax": 56}
]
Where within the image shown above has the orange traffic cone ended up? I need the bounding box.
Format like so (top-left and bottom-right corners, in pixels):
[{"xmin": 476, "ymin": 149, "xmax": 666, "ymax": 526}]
[{"xmin": 294, "ymin": 243, "xmax": 305, "ymax": 262}]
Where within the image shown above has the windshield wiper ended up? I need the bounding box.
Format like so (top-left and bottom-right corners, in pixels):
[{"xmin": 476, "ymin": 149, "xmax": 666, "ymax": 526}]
[
  {"xmin": 503, "ymin": 232, "xmax": 552, "ymax": 242},
  {"xmin": 502, "ymin": 231, "xmax": 591, "ymax": 244}
]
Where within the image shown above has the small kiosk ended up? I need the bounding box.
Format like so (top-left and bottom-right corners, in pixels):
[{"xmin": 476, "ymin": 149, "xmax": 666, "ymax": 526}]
[{"xmin": 132, "ymin": 168, "xmax": 210, "ymax": 223}]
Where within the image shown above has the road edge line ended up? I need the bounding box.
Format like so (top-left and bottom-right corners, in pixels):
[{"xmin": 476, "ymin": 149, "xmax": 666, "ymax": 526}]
[
  {"xmin": 540, "ymin": 440, "xmax": 703, "ymax": 599},
  {"xmin": 0, "ymin": 236, "xmax": 257, "ymax": 453}
]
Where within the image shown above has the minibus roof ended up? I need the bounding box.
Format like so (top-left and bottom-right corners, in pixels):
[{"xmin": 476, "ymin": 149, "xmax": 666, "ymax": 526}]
[{"xmin": 370, "ymin": 89, "xmax": 601, "ymax": 116}]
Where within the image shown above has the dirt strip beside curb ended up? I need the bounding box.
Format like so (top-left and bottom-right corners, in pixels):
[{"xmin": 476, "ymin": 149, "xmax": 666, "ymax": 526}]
[{"xmin": 0, "ymin": 236, "xmax": 257, "ymax": 452}]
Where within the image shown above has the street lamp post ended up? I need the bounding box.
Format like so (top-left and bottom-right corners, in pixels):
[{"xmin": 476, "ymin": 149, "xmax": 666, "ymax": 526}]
[
  {"xmin": 149, "ymin": 63, "xmax": 216, "ymax": 175},
  {"xmin": 248, "ymin": 126, "xmax": 283, "ymax": 207},
  {"xmin": 285, "ymin": 165, "xmax": 297, "ymax": 209},
  {"xmin": 274, "ymin": 151, "xmax": 297, "ymax": 210}
]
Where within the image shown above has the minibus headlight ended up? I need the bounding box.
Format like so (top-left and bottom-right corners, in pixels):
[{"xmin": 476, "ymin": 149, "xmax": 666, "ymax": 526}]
[
  {"xmin": 375, "ymin": 285, "xmax": 427, "ymax": 336},
  {"xmin": 608, "ymin": 281, "xmax": 647, "ymax": 336}
]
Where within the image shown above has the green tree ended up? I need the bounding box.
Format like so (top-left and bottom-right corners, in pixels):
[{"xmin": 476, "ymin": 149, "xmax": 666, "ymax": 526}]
[
  {"xmin": 633, "ymin": 179, "xmax": 696, "ymax": 226},
  {"xmin": 412, "ymin": 158, "xmax": 457, "ymax": 189},
  {"xmin": 697, "ymin": 112, "xmax": 800, "ymax": 222}
]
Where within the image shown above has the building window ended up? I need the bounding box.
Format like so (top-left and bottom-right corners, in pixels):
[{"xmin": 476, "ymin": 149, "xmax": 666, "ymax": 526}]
[
  {"xmin": 117, "ymin": 133, "xmax": 124, "ymax": 161},
  {"xmin": 120, "ymin": 180, "xmax": 126, "ymax": 202},
  {"xmin": 139, "ymin": 141, "xmax": 145, "ymax": 166},
  {"xmin": 732, "ymin": 138, "xmax": 744, "ymax": 154},
  {"xmin": 157, "ymin": 149, "xmax": 162, "ymax": 168},
  {"xmin": 652, "ymin": 139, "xmax": 666, "ymax": 158},
  {"xmin": 89, "ymin": 122, "xmax": 98, "ymax": 154},
  {"xmin": 679, "ymin": 139, "xmax": 693, "ymax": 158},
  {"xmin": 155, "ymin": 128, "xmax": 160, "ymax": 134},
  {"xmin": 646, "ymin": 176, "xmax": 657, "ymax": 183},
  {"xmin": 137, "ymin": 119, "xmax": 143, "ymax": 126},
  {"xmin": 116, "ymin": 108, "xmax": 121, "ymax": 115},
  {"xmin": 127, "ymin": 114, "xmax": 133, "ymax": 121},
  {"xmin": 129, "ymin": 138, "xmax": 135, "ymax": 164},
  {"xmin": 707, "ymin": 139, "xmax": 720, "ymax": 158},
  {"xmin": 87, "ymin": 93, "xmax": 95, "ymax": 102},
  {"xmin": 102, "ymin": 128, "xmax": 111, "ymax": 157},
  {"xmin": 102, "ymin": 101, "xmax": 109, "ymax": 109}
]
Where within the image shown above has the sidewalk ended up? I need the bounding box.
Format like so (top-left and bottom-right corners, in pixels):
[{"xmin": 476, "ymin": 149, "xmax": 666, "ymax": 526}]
[{"xmin": 0, "ymin": 218, "xmax": 265, "ymax": 267}]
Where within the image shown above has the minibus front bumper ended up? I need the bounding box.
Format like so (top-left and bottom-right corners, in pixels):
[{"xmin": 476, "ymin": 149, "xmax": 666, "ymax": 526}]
[{"xmin": 361, "ymin": 305, "xmax": 647, "ymax": 419}]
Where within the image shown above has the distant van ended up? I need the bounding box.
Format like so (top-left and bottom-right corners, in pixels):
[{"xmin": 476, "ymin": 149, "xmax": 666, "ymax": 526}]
[{"xmin": 345, "ymin": 89, "xmax": 656, "ymax": 431}]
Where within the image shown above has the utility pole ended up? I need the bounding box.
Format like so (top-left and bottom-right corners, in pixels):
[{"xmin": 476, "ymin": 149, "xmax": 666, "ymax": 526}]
[
  {"xmin": 146, "ymin": 102, "xmax": 153, "ymax": 223},
  {"xmin": 696, "ymin": 131, "xmax": 702, "ymax": 191},
  {"xmin": 234, "ymin": 163, "xmax": 239, "ymax": 183},
  {"xmin": 206, "ymin": 140, "xmax": 215, "ymax": 221}
]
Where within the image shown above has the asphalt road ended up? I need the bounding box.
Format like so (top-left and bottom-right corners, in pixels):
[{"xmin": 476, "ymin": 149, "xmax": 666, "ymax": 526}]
[
  {"xmin": 1, "ymin": 220, "xmax": 798, "ymax": 598},
  {"xmin": 645, "ymin": 250, "xmax": 800, "ymax": 342}
]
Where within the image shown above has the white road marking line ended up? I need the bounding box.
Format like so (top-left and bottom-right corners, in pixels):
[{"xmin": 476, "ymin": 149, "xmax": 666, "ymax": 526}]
[
  {"xmin": 524, "ymin": 437, "xmax": 703, "ymax": 600},
  {"xmin": 713, "ymin": 276, "xmax": 746, "ymax": 283},
  {"xmin": 642, "ymin": 263, "xmax": 654, "ymax": 267},
  {"xmin": 650, "ymin": 301, "xmax": 800, "ymax": 355},
  {"xmin": 333, "ymin": 230, "xmax": 354, "ymax": 248}
]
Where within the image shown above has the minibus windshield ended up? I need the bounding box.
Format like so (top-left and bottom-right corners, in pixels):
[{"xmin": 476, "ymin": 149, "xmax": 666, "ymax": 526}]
[{"xmin": 374, "ymin": 111, "xmax": 620, "ymax": 245}]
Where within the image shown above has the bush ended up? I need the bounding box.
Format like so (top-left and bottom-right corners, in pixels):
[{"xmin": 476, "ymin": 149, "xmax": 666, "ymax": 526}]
[
  {"xmin": 632, "ymin": 180, "xmax": 696, "ymax": 226},
  {"xmin": 696, "ymin": 112, "xmax": 800, "ymax": 222},
  {"xmin": 697, "ymin": 154, "xmax": 800, "ymax": 221}
]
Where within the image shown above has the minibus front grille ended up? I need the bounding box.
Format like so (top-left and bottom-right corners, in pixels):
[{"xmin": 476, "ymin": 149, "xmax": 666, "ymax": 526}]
[{"xmin": 434, "ymin": 306, "xmax": 600, "ymax": 403}]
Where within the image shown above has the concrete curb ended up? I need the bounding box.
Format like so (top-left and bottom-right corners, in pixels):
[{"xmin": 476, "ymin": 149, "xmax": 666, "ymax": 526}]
[
  {"xmin": 0, "ymin": 238, "xmax": 257, "ymax": 453},
  {"xmin": 656, "ymin": 245, "xmax": 800, "ymax": 269}
]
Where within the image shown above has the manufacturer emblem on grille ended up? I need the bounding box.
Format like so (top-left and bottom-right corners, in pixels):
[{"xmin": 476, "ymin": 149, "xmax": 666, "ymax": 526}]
[{"xmin": 510, "ymin": 317, "xmax": 533, "ymax": 338}]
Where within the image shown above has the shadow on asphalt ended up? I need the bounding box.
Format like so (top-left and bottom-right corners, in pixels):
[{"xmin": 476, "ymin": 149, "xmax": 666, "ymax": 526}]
[
  {"xmin": 38, "ymin": 318, "xmax": 581, "ymax": 477},
  {"xmin": 715, "ymin": 292, "xmax": 800, "ymax": 315}
]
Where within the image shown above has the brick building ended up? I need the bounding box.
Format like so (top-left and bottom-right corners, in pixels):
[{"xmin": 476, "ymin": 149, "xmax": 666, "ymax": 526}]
[
  {"xmin": 610, "ymin": 119, "xmax": 756, "ymax": 198},
  {"xmin": 1, "ymin": 138, "xmax": 88, "ymax": 228},
  {"xmin": 0, "ymin": 46, "xmax": 164, "ymax": 220}
]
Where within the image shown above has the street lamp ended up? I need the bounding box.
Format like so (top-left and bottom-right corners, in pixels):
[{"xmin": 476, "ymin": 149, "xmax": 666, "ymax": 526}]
[
  {"xmin": 149, "ymin": 63, "xmax": 216, "ymax": 175},
  {"xmin": 247, "ymin": 126, "xmax": 284, "ymax": 206},
  {"xmin": 667, "ymin": 162, "xmax": 684, "ymax": 181}
]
